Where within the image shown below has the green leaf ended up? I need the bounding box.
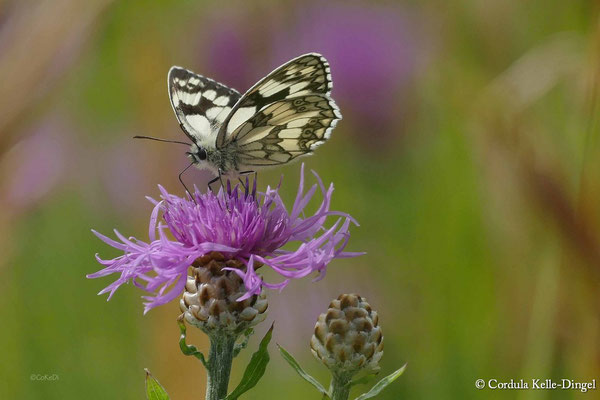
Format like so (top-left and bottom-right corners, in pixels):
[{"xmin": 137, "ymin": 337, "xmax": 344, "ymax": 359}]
[
  {"xmin": 145, "ymin": 369, "xmax": 170, "ymax": 400},
  {"xmin": 177, "ymin": 316, "xmax": 207, "ymax": 367},
  {"xmin": 277, "ymin": 344, "xmax": 329, "ymax": 397},
  {"xmin": 349, "ymin": 371, "xmax": 379, "ymax": 388},
  {"xmin": 225, "ymin": 323, "xmax": 274, "ymax": 400},
  {"xmin": 354, "ymin": 364, "xmax": 407, "ymax": 400},
  {"xmin": 234, "ymin": 328, "xmax": 254, "ymax": 358}
]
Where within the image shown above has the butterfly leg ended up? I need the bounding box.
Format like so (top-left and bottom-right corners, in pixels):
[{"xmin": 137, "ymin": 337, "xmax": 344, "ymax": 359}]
[
  {"xmin": 219, "ymin": 169, "xmax": 225, "ymax": 188},
  {"xmin": 207, "ymin": 169, "xmax": 225, "ymax": 192},
  {"xmin": 237, "ymin": 170, "xmax": 256, "ymax": 193},
  {"xmin": 179, "ymin": 162, "xmax": 195, "ymax": 198},
  {"xmin": 207, "ymin": 175, "xmax": 219, "ymax": 192}
]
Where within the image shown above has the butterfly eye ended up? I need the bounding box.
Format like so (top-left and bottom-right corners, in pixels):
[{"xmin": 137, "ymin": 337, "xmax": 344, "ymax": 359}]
[{"xmin": 198, "ymin": 148, "xmax": 207, "ymax": 161}]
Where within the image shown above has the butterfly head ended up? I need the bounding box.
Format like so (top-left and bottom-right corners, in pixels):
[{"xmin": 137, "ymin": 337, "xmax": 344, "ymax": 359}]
[{"xmin": 187, "ymin": 144, "xmax": 208, "ymax": 165}]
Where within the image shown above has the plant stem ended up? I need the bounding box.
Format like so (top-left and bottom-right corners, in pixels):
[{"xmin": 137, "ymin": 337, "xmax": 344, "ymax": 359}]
[
  {"xmin": 331, "ymin": 373, "xmax": 352, "ymax": 400},
  {"xmin": 205, "ymin": 334, "xmax": 236, "ymax": 400}
]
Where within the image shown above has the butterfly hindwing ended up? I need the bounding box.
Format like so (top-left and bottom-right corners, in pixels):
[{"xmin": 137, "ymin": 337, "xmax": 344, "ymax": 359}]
[
  {"xmin": 232, "ymin": 94, "xmax": 341, "ymax": 167},
  {"xmin": 217, "ymin": 53, "xmax": 333, "ymax": 147},
  {"xmin": 167, "ymin": 54, "xmax": 340, "ymax": 174},
  {"xmin": 168, "ymin": 67, "xmax": 241, "ymax": 144}
]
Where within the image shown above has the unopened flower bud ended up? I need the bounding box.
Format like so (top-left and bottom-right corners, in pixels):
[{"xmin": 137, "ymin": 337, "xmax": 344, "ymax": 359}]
[{"xmin": 310, "ymin": 294, "xmax": 383, "ymax": 376}]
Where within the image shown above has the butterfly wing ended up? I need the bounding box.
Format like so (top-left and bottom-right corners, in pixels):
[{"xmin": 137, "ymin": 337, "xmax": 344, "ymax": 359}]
[
  {"xmin": 216, "ymin": 53, "xmax": 336, "ymax": 148},
  {"xmin": 168, "ymin": 66, "xmax": 241, "ymax": 145},
  {"xmin": 232, "ymin": 94, "xmax": 341, "ymax": 167}
]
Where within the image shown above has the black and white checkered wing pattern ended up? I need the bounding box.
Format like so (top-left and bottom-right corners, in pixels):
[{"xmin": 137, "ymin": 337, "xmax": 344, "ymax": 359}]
[
  {"xmin": 217, "ymin": 53, "xmax": 336, "ymax": 147},
  {"xmin": 232, "ymin": 95, "xmax": 341, "ymax": 167},
  {"xmin": 168, "ymin": 67, "xmax": 241, "ymax": 144}
]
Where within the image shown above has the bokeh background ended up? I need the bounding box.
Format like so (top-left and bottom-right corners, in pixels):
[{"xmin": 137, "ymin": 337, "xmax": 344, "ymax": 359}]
[{"xmin": 1, "ymin": 0, "xmax": 599, "ymax": 399}]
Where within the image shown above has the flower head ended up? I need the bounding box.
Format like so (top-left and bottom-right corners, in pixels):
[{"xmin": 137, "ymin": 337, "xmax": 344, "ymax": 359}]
[
  {"xmin": 89, "ymin": 165, "xmax": 362, "ymax": 313},
  {"xmin": 311, "ymin": 294, "xmax": 384, "ymax": 376},
  {"xmin": 180, "ymin": 252, "xmax": 269, "ymax": 335}
]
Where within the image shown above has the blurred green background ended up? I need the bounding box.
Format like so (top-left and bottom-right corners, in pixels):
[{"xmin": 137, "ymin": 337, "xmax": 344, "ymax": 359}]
[{"xmin": 1, "ymin": 0, "xmax": 600, "ymax": 399}]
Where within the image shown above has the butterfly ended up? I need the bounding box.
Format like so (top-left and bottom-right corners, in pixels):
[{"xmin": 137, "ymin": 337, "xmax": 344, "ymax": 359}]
[{"xmin": 164, "ymin": 53, "xmax": 341, "ymax": 186}]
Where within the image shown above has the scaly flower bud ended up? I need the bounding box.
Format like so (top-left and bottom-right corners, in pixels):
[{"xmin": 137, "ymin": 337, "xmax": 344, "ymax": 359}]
[
  {"xmin": 180, "ymin": 252, "xmax": 268, "ymax": 335},
  {"xmin": 310, "ymin": 294, "xmax": 383, "ymax": 376}
]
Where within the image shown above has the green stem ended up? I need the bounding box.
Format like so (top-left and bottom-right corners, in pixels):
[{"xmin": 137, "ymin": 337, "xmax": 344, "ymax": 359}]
[
  {"xmin": 205, "ymin": 334, "xmax": 236, "ymax": 400},
  {"xmin": 331, "ymin": 373, "xmax": 352, "ymax": 400}
]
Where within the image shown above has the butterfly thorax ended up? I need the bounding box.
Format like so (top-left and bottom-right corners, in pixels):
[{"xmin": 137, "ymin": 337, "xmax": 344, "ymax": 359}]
[{"xmin": 189, "ymin": 143, "xmax": 238, "ymax": 174}]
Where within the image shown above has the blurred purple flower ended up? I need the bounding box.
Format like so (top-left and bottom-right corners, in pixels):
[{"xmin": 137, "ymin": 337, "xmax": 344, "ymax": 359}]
[
  {"xmin": 100, "ymin": 138, "xmax": 148, "ymax": 210},
  {"xmin": 2, "ymin": 118, "xmax": 69, "ymax": 210},
  {"xmin": 89, "ymin": 165, "xmax": 362, "ymax": 313},
  {"xmin": 200, "ymin": 1, "xmax": 422, "ymax": 147},
  {"xmin": 201, "ymin": 12, "xmax": 256, "ymax": 90},
  {"xmin": 271, "ymin": 2, "xmax": 420, "ymax": 143}
]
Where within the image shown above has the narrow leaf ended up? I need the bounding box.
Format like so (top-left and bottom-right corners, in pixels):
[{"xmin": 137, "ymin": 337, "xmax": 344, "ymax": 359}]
[
  {"xmin": 354, "ymin": 364, "xmax": 407, "ymax": 400},
  {"xmin": 177, "ymin": 316, "xmax": 207, "ymax": 367},
  {"xmin": 234, "ymin": 328, "xmax": 254, "ymax": 358},
  {"xmin": 145, "ymin": 369, "xmax": 170, "ymax": 400},
  {"xmin": 277, "ymin": 344, "xmax": 329, "ymax": 397},
  {"xmin": 225, "ymin": 323, "xmax": 274, "ymax": 400},
  {"xmin": 349, "ymin": 371, "xmax": 379, "ymax": 388}
]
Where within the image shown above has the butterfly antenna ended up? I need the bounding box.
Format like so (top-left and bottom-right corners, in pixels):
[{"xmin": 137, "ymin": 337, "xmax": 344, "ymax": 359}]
[{"xmin": 133, "ymin": 135, "xmax": 191, "ymax": 146}]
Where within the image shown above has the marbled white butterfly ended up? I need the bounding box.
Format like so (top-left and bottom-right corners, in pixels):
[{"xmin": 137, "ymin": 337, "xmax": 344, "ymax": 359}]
[{"xmin": 163, "ymin": 53, "xmax": 341, "ymax": 185}]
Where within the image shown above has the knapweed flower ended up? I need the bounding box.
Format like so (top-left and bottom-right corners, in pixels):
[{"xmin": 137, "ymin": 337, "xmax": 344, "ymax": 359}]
[{"xmin": 89, "ymin": 165, "xmax": 362, "ymax": 313}]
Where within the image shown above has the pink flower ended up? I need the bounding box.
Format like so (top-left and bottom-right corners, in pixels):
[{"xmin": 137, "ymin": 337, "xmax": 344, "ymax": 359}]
[{"xmin": 89, "ymin": 165, "xmax": 362, "ymax": 313}]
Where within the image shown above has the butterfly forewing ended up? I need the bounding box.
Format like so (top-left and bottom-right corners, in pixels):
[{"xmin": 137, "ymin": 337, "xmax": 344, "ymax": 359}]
[
  {"xmin": 168, "ymin": 67, "xmax": 241, "ymax": 144},
  {"xmin": 232, "ymin": 94, "xmax": 341, "ymax": 167},
  {"xmin": 217, "ymin": 53, "xmax": 333, "ymax": 147},
  {"xmin": 167, "ymin": 53, "xmax": 340, "ymax": 174}
]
